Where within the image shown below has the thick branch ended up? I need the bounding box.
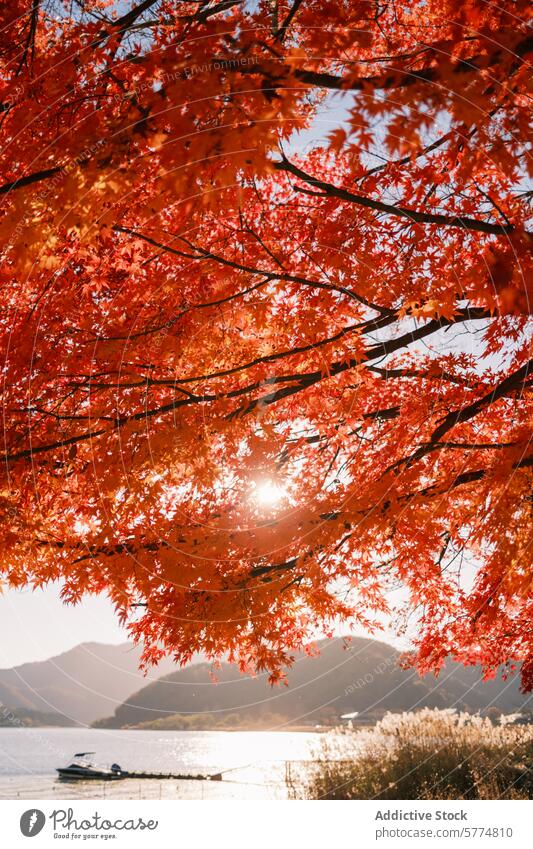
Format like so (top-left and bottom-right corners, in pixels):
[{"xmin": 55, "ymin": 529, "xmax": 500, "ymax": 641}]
[
  {"xmin": 275, "ymin": 0, "xmax": 304, "ymax": 42},
  {"xmin": 0, "ymin": 166, "xmax": 62, "ymax": 195},
  {"xmin": 250, "ymin": 34, "xmax": 533, "ymax": 93},
  {"xmin": 275, "ymin": 158, "xmax": 515, "ymax": 236},
  {"xmin": 232, "ymin": 308, "xmax": 491, "ymax": 417},
  {"xmin": 429, "ymin": 359, "xmax": 533, "ymax": 445}
]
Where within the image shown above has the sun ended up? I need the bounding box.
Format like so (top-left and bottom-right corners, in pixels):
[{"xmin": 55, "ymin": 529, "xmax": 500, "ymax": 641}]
[{"xmin": 252, "ymin": 480, "xmax": 287, "ymax": 508}]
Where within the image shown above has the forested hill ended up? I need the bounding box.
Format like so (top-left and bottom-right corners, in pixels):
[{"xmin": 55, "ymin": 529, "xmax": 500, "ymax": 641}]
[{"xmin": 95, "ymin": 638, "xmax": 530, "ymax": 729}]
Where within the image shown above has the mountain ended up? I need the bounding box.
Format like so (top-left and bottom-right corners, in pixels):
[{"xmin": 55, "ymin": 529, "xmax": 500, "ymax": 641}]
[
  {"xmin": 95, "ymin": 637, "xmax": 532, "ymax": 729},
  {"xmin": 0, "ymin": 706, "xmax": 78, "ymax": 728},
  {"xmin": 0, "ymin": 642, "xmax": 179, "ymax": 725}
]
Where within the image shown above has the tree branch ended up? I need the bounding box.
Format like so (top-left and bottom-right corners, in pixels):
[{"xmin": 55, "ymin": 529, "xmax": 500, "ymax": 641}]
[
  {"xmin": 275, "ymin": 157, "xmax": 516, "ymax": 236},
  {"xmin": 275, "ymin": 0, "xmax": 304, "ymax": 42}
]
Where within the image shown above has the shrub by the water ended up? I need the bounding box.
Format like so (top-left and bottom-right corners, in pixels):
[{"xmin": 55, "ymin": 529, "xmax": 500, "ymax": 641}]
[{"xmin": 290, "ymin": 709, "xmax": 533, "ymax": 800}]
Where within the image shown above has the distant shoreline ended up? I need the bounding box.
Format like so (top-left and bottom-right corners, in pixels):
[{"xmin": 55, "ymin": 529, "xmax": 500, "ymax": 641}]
[{"xmin": 0, "ymin": 723, "xmax": 330, "ymax": 732}]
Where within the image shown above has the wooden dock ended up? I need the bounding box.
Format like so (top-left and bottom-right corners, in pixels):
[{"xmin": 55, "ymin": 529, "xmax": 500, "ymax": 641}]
[{"xmin": 120, "ymin": 771, "xmax": 223, "ymax": 781}]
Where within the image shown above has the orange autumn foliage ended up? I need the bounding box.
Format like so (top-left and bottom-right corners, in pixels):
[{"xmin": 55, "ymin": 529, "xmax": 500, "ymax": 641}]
[{"xmin": 0, "ymin": 1, "xmax": 531, "ymax": 686}]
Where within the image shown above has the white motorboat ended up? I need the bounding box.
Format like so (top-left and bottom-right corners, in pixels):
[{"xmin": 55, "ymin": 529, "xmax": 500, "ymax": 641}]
[{"xmin": 56, "ymin": 752, "xmax": 126, "ymax": 780}]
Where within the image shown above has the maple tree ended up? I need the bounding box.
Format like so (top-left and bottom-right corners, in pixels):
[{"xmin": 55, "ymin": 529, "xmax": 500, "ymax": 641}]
[{"xmin": 0, "ymin": 1, "xmax": 531, "ymax": 687}]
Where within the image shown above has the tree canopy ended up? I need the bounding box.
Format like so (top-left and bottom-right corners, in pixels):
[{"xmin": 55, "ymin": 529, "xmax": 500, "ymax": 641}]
[{"xmin": 0, "ymin": 1, "xmax": 531, "ymax": 686}]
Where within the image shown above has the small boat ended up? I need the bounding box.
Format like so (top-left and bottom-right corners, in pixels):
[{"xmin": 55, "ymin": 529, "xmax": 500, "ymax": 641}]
[{"xmin": 57, "ymin": 752, "xmax": 127, "ymax": 781}]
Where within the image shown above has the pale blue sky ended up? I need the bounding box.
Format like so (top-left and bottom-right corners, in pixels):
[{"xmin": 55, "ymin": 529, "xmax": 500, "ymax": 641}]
[
  {"xmin": 0, "ymin": 585, "xmax": 128, "ymax": 668},
  {"xmin": 0, "ymin": 579, "xmax": 409, "ymax": 668}
]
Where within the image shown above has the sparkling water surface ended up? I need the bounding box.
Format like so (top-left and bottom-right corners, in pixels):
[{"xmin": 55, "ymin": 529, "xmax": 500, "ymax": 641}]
[{"xmin": 0, "ymin": 728, "xmax": 321, "ymax": 799}]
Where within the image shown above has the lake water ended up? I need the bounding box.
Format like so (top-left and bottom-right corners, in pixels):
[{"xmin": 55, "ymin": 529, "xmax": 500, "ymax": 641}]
[{"xmin": 0, "ymin": 728, "xmax": 321, "ymax": 800}]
